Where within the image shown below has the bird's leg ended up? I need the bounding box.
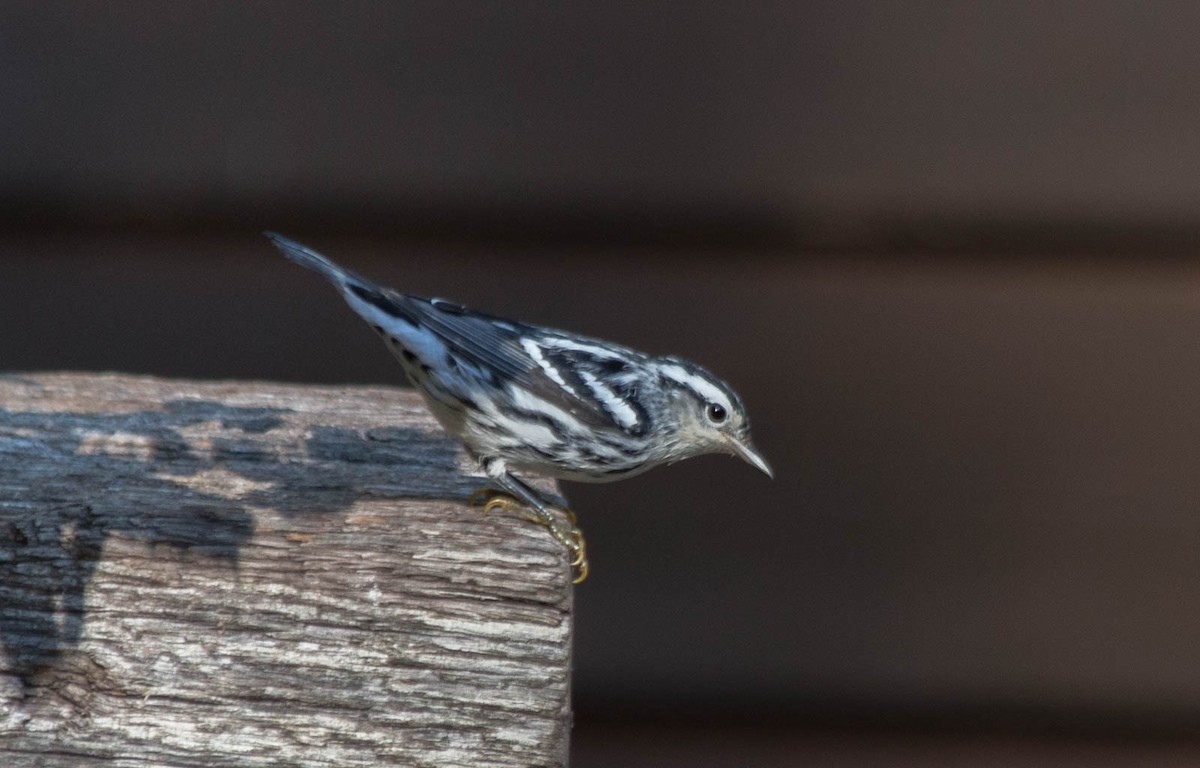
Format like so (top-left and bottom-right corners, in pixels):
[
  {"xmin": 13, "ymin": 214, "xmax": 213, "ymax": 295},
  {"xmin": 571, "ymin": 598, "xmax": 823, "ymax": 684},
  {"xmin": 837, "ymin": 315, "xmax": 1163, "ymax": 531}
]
[
  {"xmin": 472, "ymin": 490, "xmax": 589, "ymax": 583},
  {"xmin": 470, "ymin": 469, "xmax": 588, "ymax": 583}
]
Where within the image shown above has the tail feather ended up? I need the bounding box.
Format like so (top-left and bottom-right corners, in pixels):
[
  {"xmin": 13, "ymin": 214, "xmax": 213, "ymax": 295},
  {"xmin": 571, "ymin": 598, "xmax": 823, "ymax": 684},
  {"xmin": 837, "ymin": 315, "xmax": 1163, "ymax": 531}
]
[
  {"xmin": 265, "ymin": 232, "xmax": 364, "ymax": 286},
  {"xmin": 268, "ymin": 231, "xmax": 428, "ymax": 339}
]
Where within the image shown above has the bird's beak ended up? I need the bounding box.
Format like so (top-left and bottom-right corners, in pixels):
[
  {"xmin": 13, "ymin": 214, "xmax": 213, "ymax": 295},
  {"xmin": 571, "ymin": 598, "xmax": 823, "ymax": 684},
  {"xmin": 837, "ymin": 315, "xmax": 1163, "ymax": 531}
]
[{"xmin": 727, "ymin": 436, "xmax": 774, "ymax": 479}]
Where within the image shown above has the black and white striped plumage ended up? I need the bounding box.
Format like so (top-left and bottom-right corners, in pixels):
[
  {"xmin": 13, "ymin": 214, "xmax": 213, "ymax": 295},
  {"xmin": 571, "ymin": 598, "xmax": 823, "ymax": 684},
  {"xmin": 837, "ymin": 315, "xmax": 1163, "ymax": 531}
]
[{"xmin": 269, "ymin": 233, "xmax": 772, "ymax": 534}]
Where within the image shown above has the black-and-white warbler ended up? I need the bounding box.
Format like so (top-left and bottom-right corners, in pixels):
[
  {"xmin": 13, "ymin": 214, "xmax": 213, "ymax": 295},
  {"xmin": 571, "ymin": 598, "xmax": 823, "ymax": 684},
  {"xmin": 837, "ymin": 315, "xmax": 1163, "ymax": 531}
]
[{"xmin": 268, "ymin": 233, "xmax": 772, "ymax": 582}]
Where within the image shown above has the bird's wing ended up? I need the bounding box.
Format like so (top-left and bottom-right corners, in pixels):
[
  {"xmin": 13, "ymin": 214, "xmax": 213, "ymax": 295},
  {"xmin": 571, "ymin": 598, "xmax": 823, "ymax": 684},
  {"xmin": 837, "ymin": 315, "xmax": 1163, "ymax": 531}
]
[
  {"xmin": 405, "ymin": 297, "xmax": 533, "ymax": 381},
  {"xmin": 410, "ymin": 299, "xmax": 641, "ymax": 433}
]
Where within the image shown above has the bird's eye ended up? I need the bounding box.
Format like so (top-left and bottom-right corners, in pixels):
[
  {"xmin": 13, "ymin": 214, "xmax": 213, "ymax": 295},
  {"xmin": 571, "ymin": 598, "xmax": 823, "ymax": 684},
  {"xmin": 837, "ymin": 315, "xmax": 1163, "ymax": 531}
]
[{"xmin": 706, "ymin": 403, "xmax": 727, "ymax": 423}]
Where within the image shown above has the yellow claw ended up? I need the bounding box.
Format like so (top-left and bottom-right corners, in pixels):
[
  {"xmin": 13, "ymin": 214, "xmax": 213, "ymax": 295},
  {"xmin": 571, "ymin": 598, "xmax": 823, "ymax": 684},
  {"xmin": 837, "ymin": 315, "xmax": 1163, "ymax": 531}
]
[
  {"xmin": 572, "ymin": 557, "xmax": 589, "ymax": 584},
  {"xmin": 562, "ymin": 521, "xmax": 588, "ymax": 582},
  {"xmin": 484, "ymin": 497, "xmax": 516, "ymax": 517}
]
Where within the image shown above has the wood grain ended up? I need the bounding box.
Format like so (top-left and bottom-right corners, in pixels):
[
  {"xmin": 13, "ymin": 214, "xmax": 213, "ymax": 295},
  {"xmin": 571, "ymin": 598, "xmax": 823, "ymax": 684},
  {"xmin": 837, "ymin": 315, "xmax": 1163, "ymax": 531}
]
[{"xmin": 0, "ymin": 372, "xmax": 573, "ymax": 767}]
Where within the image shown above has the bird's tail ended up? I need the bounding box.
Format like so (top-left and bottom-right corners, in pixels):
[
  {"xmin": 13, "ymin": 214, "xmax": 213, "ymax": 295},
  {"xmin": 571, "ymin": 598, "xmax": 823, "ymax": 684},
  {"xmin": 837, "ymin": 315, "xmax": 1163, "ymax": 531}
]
[{"xmin": 265, "ymin": 232, "xmax": 365, "ymax": 287}]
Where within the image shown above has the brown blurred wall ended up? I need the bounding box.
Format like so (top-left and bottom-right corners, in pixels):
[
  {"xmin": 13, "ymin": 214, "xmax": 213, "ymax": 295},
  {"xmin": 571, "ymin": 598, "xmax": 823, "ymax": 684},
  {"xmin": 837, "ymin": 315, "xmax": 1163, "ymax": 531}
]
[{"xmin": 5, "ymin": 1, "xmax": 1200, "ymax": 747}]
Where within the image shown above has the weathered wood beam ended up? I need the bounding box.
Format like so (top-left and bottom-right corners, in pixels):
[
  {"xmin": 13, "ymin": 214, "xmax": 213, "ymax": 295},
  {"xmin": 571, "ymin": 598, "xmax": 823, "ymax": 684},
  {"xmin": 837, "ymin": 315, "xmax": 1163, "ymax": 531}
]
[{"xmin": 0, "ymin": 372, "xmax": 573, "ymax": 767}]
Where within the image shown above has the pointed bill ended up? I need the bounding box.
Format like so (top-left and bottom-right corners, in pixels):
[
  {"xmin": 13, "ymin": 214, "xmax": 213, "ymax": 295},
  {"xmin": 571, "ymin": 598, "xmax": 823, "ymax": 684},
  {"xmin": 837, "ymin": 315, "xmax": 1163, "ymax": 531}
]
[{"xmin": 727, "ymin": 436, "xmax": 774, "ymax": 479}]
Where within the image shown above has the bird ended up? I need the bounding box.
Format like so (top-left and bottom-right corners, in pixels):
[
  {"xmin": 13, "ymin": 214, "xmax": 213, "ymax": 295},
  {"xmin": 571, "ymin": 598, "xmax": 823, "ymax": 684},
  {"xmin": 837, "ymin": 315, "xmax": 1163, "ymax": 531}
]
[{"xmin": 267, "ymin": 233, "xmax": 772, "ymax": 582}]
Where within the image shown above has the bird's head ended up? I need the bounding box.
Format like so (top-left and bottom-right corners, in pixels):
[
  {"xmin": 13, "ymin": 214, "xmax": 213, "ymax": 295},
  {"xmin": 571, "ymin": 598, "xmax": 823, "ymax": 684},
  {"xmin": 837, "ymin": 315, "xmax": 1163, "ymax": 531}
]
[{"xmin": 655, "ymin": 358, "xmax": 773, "ymax": 478}]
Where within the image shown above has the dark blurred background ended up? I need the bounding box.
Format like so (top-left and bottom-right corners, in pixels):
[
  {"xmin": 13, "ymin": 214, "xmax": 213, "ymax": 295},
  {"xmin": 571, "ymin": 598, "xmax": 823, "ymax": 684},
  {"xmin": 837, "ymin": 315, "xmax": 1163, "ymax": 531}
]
[{"xmin": 6, "ymin": 3, "xmax": 1200, "ymax": 765}]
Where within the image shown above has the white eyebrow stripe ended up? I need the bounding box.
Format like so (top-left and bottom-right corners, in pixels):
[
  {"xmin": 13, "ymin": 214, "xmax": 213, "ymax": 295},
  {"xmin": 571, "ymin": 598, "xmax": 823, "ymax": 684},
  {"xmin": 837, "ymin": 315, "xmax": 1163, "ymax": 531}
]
[
  {"xmin": 578, "ymin": 369, "xmax": 640, "ymax": 430},
  {"xmin": 659, "ymin": 363, "xmax": 732, "ymax": 409},
  {"xmin": 522, "ymin": 338, "xmax": 580, "ymax": 397}
]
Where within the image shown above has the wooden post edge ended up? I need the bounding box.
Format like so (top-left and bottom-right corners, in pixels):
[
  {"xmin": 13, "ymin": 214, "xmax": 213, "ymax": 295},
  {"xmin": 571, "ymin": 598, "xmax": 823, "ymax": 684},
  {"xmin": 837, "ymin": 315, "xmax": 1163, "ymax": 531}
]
[{"xmin": 0, "ymin": 372, "xmax": 573, "ymax": 767}]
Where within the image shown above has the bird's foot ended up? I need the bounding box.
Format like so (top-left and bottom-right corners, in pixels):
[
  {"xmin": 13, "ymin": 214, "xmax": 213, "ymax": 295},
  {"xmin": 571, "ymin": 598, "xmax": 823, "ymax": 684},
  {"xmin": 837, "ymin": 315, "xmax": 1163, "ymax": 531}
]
[{"xmin": 469, "ymin": 489, "xmax": 588, "ymax": 583}]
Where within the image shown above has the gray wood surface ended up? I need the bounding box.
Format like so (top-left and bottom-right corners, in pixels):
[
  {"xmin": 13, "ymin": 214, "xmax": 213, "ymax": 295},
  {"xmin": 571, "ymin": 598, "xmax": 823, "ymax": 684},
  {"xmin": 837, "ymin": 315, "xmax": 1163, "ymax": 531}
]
[{"xmin": 0, "ymin": 372, "xmax": 573, "ymax": 767}]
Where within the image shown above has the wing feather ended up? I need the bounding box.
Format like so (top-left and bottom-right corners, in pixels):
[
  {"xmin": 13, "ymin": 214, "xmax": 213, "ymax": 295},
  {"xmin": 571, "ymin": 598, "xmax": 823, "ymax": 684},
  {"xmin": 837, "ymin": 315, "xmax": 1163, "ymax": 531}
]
[{"xmin": 413, "ymin": 303, "xmax": 628, "ymax": 432}]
